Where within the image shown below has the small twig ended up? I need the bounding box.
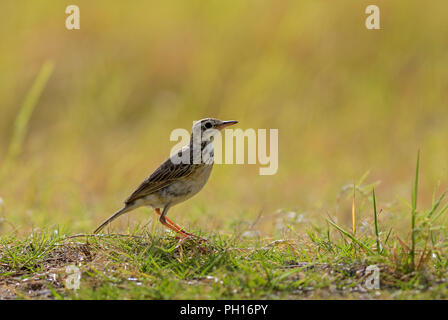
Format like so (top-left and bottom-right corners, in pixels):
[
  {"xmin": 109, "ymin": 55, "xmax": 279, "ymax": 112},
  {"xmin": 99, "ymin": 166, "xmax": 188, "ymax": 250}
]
[{"xmin": 249, "ymin": 209, "xmax": 264, "ymax": 229}]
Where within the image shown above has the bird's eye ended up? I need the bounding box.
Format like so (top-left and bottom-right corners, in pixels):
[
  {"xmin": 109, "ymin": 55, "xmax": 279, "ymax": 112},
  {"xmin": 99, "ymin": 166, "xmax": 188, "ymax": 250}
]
[{"xmin": 204, "ymin": 122, "xmax": 212, "ymax": 129}]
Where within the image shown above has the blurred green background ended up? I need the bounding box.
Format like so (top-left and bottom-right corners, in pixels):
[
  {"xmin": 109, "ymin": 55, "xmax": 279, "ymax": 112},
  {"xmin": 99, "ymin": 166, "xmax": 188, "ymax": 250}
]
[{"xmin": 0, "ymin": 1, "xmax": 447, "ymax": 235}]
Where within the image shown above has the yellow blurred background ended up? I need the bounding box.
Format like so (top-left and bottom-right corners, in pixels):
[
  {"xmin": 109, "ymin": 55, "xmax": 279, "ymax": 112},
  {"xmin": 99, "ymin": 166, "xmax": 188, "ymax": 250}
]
[{"xmin": 0, "ymin": 1, "xmax": 447, "ymax": 236}]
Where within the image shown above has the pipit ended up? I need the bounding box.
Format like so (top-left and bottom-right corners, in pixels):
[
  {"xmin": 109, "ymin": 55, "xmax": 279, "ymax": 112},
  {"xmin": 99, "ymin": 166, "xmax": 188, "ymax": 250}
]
[{"xmin": 94, "ymin": 118, "xmax": 238, "ymax": 239}]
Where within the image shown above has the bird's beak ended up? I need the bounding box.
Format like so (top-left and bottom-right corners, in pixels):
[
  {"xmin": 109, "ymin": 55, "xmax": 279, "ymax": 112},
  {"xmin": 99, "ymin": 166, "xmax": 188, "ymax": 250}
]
[{"xmin": 216, "ymin": 120, "xmax": 238, "ymax": 130}]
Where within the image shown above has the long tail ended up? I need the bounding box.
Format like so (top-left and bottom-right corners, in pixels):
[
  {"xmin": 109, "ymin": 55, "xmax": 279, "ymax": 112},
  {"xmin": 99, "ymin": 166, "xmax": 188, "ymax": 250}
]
[{"xmin": 93, "ymin": 205, "xmax": 134, "ymax": 234}]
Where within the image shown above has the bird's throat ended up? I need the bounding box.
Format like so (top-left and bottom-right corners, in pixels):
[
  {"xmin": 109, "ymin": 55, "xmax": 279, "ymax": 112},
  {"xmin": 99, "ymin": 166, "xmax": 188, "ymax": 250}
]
[{"xmin": 189, "ymin": 135, "xmax": 214, "ymax": 165}]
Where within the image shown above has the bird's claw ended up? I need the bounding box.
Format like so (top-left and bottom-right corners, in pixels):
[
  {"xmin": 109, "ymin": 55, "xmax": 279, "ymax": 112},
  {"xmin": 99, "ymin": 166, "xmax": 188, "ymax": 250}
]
[
  {"xmin": 174, "ymin": 233, "xmax": 209, "ymax": 253},
  {"xmin": 175, "ymin": 233, "xmax": 207, "ymax": 243}
]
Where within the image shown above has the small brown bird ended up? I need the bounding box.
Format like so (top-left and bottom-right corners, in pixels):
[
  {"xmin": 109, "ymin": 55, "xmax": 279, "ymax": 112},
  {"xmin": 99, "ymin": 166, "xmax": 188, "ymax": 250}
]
[{"xmin": 94, "ymin": 118, "xmax": 238, "ymax": 238}]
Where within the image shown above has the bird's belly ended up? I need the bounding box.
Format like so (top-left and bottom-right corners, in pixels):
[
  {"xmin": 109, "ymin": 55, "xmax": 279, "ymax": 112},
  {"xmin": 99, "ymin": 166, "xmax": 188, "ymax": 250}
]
[
  {"xmin": 141, "ymin": 164, "xmax": 213, "ymax": 208},
  {"xmin": 164, "ymin": 165, "xmax": 213, "ymax": 205}
]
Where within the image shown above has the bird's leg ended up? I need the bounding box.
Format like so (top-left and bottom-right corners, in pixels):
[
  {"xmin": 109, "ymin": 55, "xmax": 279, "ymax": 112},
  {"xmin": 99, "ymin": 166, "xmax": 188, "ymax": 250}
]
[
  {"xmin": 155, "ymin": 208, "xmax": 194, "ymax": 238},
  {"xmin": 153, "ymin": 208, "xmax": 181, "ymax": 232},
  {"xmin": 155, "ymin": 208, "xmax": 207, "ymax": 242},
  {"xmin": 154, "ymin": 208, "xmax": 185, "ymax": 234}
]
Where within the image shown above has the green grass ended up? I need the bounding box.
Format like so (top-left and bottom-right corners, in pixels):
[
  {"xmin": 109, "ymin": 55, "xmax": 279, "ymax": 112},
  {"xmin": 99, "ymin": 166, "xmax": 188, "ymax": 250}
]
[
  {"xmin": 1, "ymin": 223, "xmax": 447, "ymax": 299},
  {"xmin": 1, "ymin": 159, "xmax": 448, "ymax": 300},
  {"xmin": 410, "ymin": 150, "xmax": 420, "ymax": 270},
  {"xmin": 372, "ymin": 188, "xmax": 381, "ymax": 254}
]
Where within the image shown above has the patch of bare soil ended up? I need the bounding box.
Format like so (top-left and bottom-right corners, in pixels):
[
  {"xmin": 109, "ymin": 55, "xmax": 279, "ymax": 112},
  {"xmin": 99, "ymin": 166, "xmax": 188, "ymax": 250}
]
[{"xmin": 0, "ymin": 243, "xmax": 94, "ymax": 299}]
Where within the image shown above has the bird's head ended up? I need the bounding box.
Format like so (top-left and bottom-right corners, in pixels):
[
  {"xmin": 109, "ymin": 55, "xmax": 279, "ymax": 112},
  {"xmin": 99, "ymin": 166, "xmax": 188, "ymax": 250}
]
[
  {"xmin": 193, "ymin": 118, "xmax": 238, "ymax": 132},
  {"xmin": 191, "ymin": 118, "xmax": 238, "ymax": 141}
]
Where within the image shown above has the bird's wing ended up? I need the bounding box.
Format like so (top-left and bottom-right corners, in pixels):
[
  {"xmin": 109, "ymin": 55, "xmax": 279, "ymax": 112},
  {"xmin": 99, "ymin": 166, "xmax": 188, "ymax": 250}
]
[{"xmin": 124, "ymin": 157, "xmax": 198, "ymax": 205}]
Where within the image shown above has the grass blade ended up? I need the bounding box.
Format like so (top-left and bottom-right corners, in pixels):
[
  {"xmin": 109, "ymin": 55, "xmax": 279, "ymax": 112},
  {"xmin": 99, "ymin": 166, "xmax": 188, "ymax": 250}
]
[
  {"xmin": 372, "ymin": 188, "xmax": 381, "ymax": 254},
  {"xmin": 0, "ymin": 61, "xmax": 54, "ymax": 181},
  {"xmin": 426, "ymin": 192, "xmax": 446, "ymax": 219},
  {"xmin": 410, "ymin": 150, "xmax": 420, "ymax": 270},
  {"xmin": 352, "ymin": 183, "xmax": 356, "ymax": 236},
  {"xmin": 326, "ymin": 218, "xmax": 374, "ymax": 254}
]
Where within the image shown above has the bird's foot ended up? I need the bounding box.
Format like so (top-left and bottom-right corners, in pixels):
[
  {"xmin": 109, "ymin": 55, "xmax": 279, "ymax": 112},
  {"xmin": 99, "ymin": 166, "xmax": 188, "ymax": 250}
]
[
  {"xmin": 175, "ymin": 232, "xmax": 207, "ymax": 243},
  {"xmin": 174, "ymin": 228, "xmax": 206, "ymax": 241},
  {"xmin": 175, "ymin": 233, "xmax": 209, "ymax": 253}
]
